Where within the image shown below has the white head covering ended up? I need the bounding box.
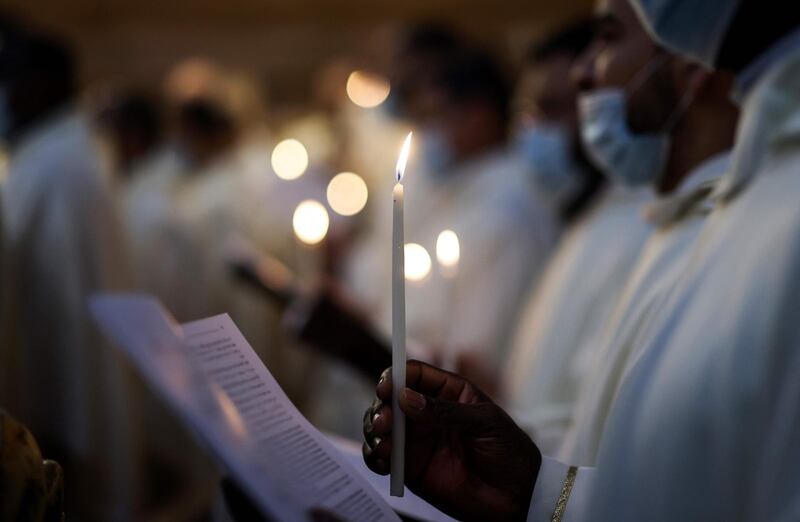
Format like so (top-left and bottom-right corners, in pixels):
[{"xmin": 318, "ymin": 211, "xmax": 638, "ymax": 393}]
[{"xmin": 628, "ymin": 0, "xmax": 742, "ymax": 67}]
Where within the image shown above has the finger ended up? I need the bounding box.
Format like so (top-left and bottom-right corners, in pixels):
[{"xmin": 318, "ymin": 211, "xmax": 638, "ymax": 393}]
[
  {"xmin": 400, "ymin": 388, "xmax": 497, "ymax": 434},
  {"xmin": 406, "ymin": 360, "xmax": 477, "ymax": 402},
  {"xmin": 378, "ymin": 361, "xmax": 472, "ymax": 403},
  {"xmin": 364, "ymin": 402, "xmax": 391, "ymax": 438},
  {"xmin": 363, "ymin": 397, "xmax": 384, "ymax": 436},
  {"xmin": 376, "ymin": 367, "xmax": 392, "ymax": 401},
  {"xmin": 362, "ymin": 441, "xmax": 390, "ymax": 475},
  {"xmin": 368, "ymin": 405, "xmax": 392, "ymax": 437}
]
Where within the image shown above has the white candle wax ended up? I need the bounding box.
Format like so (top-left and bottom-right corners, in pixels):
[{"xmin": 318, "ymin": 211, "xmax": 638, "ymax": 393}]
[{"xmin": 391, "ymin": 181, "xmax": 406, "ymax": 497}]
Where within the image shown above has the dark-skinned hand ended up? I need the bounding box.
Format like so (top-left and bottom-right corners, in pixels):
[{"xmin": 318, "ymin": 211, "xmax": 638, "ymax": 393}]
[{"xmin": 363, "ymin": 360, "xmax": 542, "ymax": 522}]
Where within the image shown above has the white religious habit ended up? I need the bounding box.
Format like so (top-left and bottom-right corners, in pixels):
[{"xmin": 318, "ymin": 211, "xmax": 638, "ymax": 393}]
[
  {"xmin": 121, "ymin": 147, "xmax": 212, "ymax": 322},
  {"xmin": 503, "ymin": 185, "xmax": 652, "ymax": 454},
  {"xmin": 0, "ymin": 109, "xmax": 139, "ymax": 520},
  {"xmin": 171, "ymin": 141, "xmax": 328, "ymax": 401},
  {"xmin": 559, "ymin": 150, "xmax": 731, "ymax": 466},
  {"xmin": 526, "ymin": 40, "xmax": 800, "ymax": 522},
  {"xmin": 173, "ymin": 150, "xmax": 272, "ymax": 360},
  {"xmin": 400, "ymin": 147, "xmax": 557, "ymax": 375}
]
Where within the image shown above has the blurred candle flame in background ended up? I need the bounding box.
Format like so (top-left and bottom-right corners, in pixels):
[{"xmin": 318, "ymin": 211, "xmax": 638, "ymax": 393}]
[
  {"xmin": 272, "ymin": 139, "xmax": 309, "ymax": 180},
  {"xmin": 327, "ymin": 172, "xmax": 369, "ymax": 216},
  {"xmin": 293, "ymin": 200, "xmax": 330, "ymax": 245},
  {"xmin": 404, "ymin": 243, "xmax": 431, "ymax": 282},
  {"xmin": 436, "ymin": 230, "xmax": 460, "ymax": 270},
  {"xmin": 346, "ymin": 70, "xmax": 391, "ymax": 108}
]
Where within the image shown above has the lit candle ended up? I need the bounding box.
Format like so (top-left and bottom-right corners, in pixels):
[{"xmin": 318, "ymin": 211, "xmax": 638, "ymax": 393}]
[
  {"xmin": 436, "ymin": 229, "xmax": 460, "ymax": 370},
  {"xmin": 436, "ymin": 229, "xmax": 460, "ymax": 278},
  {"xmin": 292, "ymin": 199, "xmax": 329, "ymax": 283},
  {"xmin": 391, "ymin": 132, "xmax": 412, "ymax": 497}
]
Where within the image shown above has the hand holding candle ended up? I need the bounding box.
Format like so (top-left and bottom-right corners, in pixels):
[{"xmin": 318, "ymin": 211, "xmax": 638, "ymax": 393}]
[{"xmin": 391, "ymin": 132, "xmax": 412, "ymax": 497}]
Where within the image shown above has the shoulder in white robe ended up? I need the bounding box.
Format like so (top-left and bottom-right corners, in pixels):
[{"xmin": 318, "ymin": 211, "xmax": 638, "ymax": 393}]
[
  {"xmin": 526, "ymin": 46, "xmax": 800, "ymax": 522},
  {"xmin": 504, "ymin": 185, "xmax": 652, "ymax": 454},
  {"xmin": 402, "ymin": 149, "xmax": 559, "ymax": 371},
  {"xmin": 560, "ymin": 151, "xmax": 731, "ymax": 466},
  {"xmin": 0, "ymin": 109, "xmax": 139, "ymax": 519}
]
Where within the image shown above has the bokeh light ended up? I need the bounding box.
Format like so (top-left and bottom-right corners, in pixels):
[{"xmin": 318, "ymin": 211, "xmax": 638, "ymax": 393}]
[
  {"xmin": 271, "ymin": 139, "xmax": 309, "ymax": 180},
  {"xmin": 293, "ymin": 200, "xmax": 330, "ymax": 245},
  {"xmin": 327, "ymin": 172, "xmax": 369, "ymax": 216},
  {"xmin": 436, "ymin": 230, "xmax": 460, "ymax": 269},
  {"xmin": 404, "ymin": 243, "xmax": 432, "ymax": 282},
  {"xmin": 346, "ymin": 70, "xmax": 391, "ymax": 108}
]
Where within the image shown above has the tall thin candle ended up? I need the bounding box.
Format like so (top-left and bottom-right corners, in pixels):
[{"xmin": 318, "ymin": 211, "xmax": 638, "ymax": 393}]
[{"xmin": 391, "ymin": 132, "xmax": 412, "ymax": 497}]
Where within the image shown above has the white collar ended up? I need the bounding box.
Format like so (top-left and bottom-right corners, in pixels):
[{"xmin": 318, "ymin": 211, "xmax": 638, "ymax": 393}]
[{"xmin": 642, "ymin": 151, "xmax": 732, "ymax": 227}]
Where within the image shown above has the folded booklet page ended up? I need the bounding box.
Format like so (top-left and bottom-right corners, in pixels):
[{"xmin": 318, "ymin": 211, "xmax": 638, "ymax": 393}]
[{"xmin": 90, "ymin": 294, "xmax": 401, "ymax": 522}]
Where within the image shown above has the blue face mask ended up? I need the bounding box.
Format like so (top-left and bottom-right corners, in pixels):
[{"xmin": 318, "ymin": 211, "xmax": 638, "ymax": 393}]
[
  {"xmin": 516, "ymin": 123, "xmax": 583, "ymax": 201},
  {"xmin": 630, "ymin": 0, "xmax": 741, "ymax": 67},
  {"xmin": 578, "ymin": 88, "xmax": 670, "ymax": 188},
  {"xmin": 578, "ymin": 54, "xmax": 696, "ymax": 189},
  {"xmin": 420, "ymin": 127, "xmax": 456, "ymax": 180}
]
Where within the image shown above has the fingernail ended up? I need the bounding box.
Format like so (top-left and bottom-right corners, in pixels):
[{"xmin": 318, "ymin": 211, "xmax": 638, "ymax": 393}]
[
  {"xmin": 402, "ymin": 389, "xmax": 426, "ymax": 411},
  {"xmin": 366, "ymin": 413, "xmax": 379, "ymax": 434},
  {"xmin": 379, "ymin": 375, "xmax": 385, "ymax": 385}
]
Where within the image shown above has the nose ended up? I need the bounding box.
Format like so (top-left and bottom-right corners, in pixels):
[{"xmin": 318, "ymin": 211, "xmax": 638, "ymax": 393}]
[{"xmin": 571, "ymin": 46, "xmax": 598, "ymax": 93}]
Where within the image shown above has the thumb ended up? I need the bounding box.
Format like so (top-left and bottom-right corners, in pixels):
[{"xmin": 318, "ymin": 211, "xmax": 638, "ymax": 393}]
[{"xmin": 400, "ymin": 388, "xmax": 494, "ymax": 433}]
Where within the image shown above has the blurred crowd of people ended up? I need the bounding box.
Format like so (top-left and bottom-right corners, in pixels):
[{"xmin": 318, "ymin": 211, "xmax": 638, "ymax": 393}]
[
  {"xmin": 0, "ymin": 12, "xmax": 599, "ymax": 519},
  {"xmin": 2, "ymin": 0, "xmax": 799, "ymax": 518}
]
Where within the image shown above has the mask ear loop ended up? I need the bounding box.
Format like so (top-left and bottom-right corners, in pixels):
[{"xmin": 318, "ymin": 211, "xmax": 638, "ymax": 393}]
[
  {"xmin": 662, "ymin": 86, "xmax": 697, "ymax": 133},
  {"xmin": 625, "ymin": 52, "xmax": 671, "ymax": 96}
]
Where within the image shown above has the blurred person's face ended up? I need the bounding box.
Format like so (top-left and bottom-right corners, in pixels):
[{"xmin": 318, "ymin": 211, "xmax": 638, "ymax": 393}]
[
  {"xmin": 423, "ymin": 89, "xmax": 503, "ymax": 170},
  {"xmin": 172, "ymin": 99, "xmax": 236, "ymax": 168},
  {"xmin": 573, "ymin": 0, "xmax": 679, "ymax": 133},
  {"xmin": 388, "ymin": 33, "xmax": 458, "ymax": 125},
  {"xmin": 520, "ymin": 53, "xmax": 579, "ymax": 130},
  {"xmin": 515, "ymin": 54, "xmax": 590, "ymax": 200},
  {"xmin": 390, "ymin": 58, "xmax": 445, "ymax": 125}
]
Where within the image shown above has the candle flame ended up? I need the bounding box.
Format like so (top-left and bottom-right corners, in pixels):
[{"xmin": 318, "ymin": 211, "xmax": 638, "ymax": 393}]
[
  {"xmin": 395, "ymin": 132, "xmax": 413, "ymax": 183},
  {"xmin": 436, "ymin": 230, "xmax": 460, "ymax": 269}
]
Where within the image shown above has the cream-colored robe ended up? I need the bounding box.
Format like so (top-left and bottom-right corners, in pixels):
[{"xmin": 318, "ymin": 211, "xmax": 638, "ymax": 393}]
[
  {"xmin": 559, "ymin": 151, "xmax": 731, "ymax": 466},
  {"xmin": 527, "ymin": 43, "xmax": 800, "ymax": 522},
  {"xmin": 504, "ymin": 185, "xmax": 652, "ymax": 454},
  {"xmin": 0, "ymin": 110, "xmax": 138, "ymax": 520}
]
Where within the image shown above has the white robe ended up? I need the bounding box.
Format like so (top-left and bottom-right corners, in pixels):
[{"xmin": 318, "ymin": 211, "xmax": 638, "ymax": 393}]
[
  {"xmin": 172, "ymin": 145, "xmax": 326, "ymax": 403},
  {"xmin": 0, "ymin": 110, "xmax": 139, "ymax": 519},
  {"xmin": 331, "ymin": 148, "xmax": 555, "ymax": 437},
  {"xmin": 527, "ymin": 44, "xmax": 800, "ymax": 522},
  {"xmin": 504, "ymin": 185, "xmax": 652, "ymax": 454},
  {"xmin": 121, "ymin": 148, "xmax": 212, "ymax": 322},
  {"xmin": 397, "ymin": 148, "xmax": 557, "ymax": 372},
  {"xmin": 559, "ymin": 151, "xmax": 731, "ymax": 466},
  {"xmin": 174, "ymin": 152, "xmax": 272, "ymax": 354}
]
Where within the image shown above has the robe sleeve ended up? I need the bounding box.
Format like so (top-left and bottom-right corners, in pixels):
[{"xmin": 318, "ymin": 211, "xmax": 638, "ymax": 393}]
[{"xmin": 527, "ymin": 457, "xmax": 595, "ymax": 522}]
